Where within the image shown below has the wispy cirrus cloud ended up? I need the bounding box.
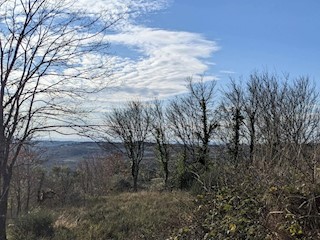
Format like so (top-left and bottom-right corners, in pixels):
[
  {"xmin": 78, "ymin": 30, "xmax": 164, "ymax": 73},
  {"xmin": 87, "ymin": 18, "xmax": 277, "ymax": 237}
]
[
  {"xmin": 103, "ymin": 25, "xmax": 219, "ymax": 102},
  {"xmin": 73, "ymin": 0, "xmax": 219, "ymax": 104},
  {"xmin": 74, "ymin": 0, "xmax": 169, "ymax": 26},
  {"xmin": 220, "ymin": 70, "xmax": 236, "ymax": 75}
]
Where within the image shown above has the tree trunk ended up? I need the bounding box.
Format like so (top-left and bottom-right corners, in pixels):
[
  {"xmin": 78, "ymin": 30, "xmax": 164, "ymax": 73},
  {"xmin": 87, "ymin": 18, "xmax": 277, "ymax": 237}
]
[
  {"xmin": 201, "ymin": 98, "xmax": 208, "ymax": 168},
  {"xmin": 25, "ymin": 179, "xmax": 31, "ymax": 213},
  {"xmin": 163, "ymin": 161, "xmax": 169, "ymax": 187},
  {"xmin": 0, "ymin": 172, "xmax": 11, "ymax": 240},
  {"xmin": 132, "ymin": 161, "xmax": 139, "ymax": 192},
  {"xmin": 249, "ymin": 115, "xmax": 255, "ymax": 165},
  {"xmin": 233, "ymin": 108, "xmax": 241, "ymax": 165},
  {"xmin": 16, "ymin": 187, "xmax": 21, "ymax": 216}
]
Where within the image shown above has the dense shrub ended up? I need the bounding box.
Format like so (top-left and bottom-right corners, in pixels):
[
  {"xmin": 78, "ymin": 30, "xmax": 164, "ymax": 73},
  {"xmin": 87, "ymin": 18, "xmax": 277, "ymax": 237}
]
[
  {"xmin": 10, "ymin": 210, "xmax": 54, "ymax": 240},
  {"xmin": 170, "ymin": 180, "xmax": 272, "ymax": 240},
  {"xmin": 173, "ymin": 158, "xmax": 195, "ymax": 190},
  {"xmin": 265, "ymin": 182, "xmax": 320, "ymax": 239},
  {"xmin": 200, "ymin": 187, "xmax": 269, "ymax": 239},
  {"xmin": 52, "ymin": 227, "xmax": 77, "ymax": 240},
  {"xmin": 112, "ymin": 177, "xmax": 132, "ymax": 192},
  {"xmin": 170, "ymin": 162, "xmax": 320, "ymax": 240}
]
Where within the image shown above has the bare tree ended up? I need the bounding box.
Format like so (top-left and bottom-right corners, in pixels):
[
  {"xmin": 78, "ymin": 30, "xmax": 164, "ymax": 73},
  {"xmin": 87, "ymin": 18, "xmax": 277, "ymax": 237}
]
[
  {"xmin": 105, "ymin": 101, "xmax": 152, "ymax": 191},
  {"xmin": 150, "ymin": 100, "xmax": 170, "ymax": 187},
  {"xmin": 243, "ymin": 73, "xmax": 262, "ymax": 165},
  {"xmin": 280, "ymin": 77, "xmax": 320, "ymax": 179},
  {"xmin": 282, "ymin": 77, "xmax": 319, "ymax": 146},
  {"xmin": 188, "ymin": 78, "xmax": 219, "ymax": 169},
  {"xmin": 0, "ymin": 0, "xmax": 120, "ymax": 237},
  {"xmin": 255, "ymin": 73, "xmax": 289, "ymax": 165},
  {"xmin": 167, "ymin": 77, "xmax": 218, "ymax": 170},
  {"xmin": 218, "ymin": 79, "xmax": 245, "ymax": 164}
]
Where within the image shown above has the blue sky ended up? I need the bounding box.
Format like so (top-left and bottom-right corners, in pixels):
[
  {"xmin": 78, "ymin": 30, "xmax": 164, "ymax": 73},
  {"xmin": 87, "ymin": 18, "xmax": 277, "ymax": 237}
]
[
  {"xmin": 84, "ymin": 0, "xmax": 320, "ymax": 103},
  {"xmin": 94, "ymin": 0, "xmax": 320, "ymax": 102},
  {"xmin": 23, "ymin": 0, "xmax": 319, "ymax": 140},
  {"xmin": 2, "ymin": 0, "xmax": 318, "ymax": 107},
  {"xmin": 149, "ymin": 1, "xmax": 320, "ymax": 79}
]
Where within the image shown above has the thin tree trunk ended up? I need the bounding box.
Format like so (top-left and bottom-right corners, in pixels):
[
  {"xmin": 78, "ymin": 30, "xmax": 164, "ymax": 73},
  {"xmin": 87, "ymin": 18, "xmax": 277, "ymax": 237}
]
[
  {"xmin": 16, "ymin": 186, "xmax": 21, "ymax": 217},
  {"xmin": 132, "ymin": 161, "xmax": 139, "ymax": 192},
  {"xmin": 233, "ymin": 108, "xmax": 241, "ymax": 165},
  {"xmin": 25, "ymin": 179, "xmax": 31, "ymax": 213},
  {"xmin": 201, "ymin": 98, "xmax": 209, "ymax": 168},
  {"xmin": 163, "ymin": 161, "xmax": 169, "ymax": 187},
  {"xmin": 249, "ymin": 115, "xmax": 255, "ymax": 165},
  {"xmin": 0, "ymin": 172, "xmax": 11, "ymax": 240}
]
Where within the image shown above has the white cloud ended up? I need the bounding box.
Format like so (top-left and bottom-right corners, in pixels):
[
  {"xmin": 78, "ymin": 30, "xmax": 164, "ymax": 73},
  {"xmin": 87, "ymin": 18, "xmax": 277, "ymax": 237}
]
[
  {"xmin": 73, "ymin": 0, "xmax": 169, "ymax": 29},
  {"xmin": 67, "ymin": 0, "xmax": 220, "ymax": 104},
  {"xmin": 2, "ymin": 0, "xmax": 219, "ymax": 109},
  {"xmin": 4, "ymin": 0, "xmax": 222, "ymax": 140},
  {"xmin": 220, "ymin": 70, "xmax": 236, "ymax": 74},
  {"xmin": 103, "ymin": 25, "xmax": 219, "ymax": 102}
]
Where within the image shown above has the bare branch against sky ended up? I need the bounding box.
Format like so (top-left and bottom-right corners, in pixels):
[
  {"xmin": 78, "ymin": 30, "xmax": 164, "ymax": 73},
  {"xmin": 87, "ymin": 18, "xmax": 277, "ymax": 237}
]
[{"xmin": 0, "ymin": 0, "xmax": 125, "ymax": 238}]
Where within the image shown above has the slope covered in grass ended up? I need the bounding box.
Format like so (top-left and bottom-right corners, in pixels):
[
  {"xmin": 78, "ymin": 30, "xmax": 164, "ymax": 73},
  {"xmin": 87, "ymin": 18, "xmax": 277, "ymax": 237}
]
[
  {"xmin": 10, "ymin": 191, "xmax": 195, "ymax": 240},
  {"xmin": 73, "ymin": 191, "xmax": 194, "ymax": 239}
]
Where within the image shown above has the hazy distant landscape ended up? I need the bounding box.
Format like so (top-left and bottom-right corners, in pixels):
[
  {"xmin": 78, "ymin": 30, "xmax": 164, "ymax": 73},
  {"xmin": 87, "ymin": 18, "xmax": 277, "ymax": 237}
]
[
  {"xmin": 35, "ymin": 141, "xmax": 106, "ymax": 169},
  {"xmin": 35, "ymin": 141, "xmax": 160, "ymax": 170}
]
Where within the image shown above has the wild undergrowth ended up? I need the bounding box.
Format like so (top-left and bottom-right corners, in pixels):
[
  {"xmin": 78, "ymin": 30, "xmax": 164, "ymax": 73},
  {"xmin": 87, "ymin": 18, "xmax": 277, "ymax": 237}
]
[
  {"xmin": 169, "ymin": 163, "xmax": 320, "ymax": 240},
  {"xmin": 9, "ymin": 191, "xmax": 194, "ymax": 240}
]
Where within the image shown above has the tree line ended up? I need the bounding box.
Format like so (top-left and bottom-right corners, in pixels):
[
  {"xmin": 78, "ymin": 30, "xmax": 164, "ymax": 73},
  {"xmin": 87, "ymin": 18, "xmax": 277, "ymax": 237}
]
[{"xmin": 104, "ymin": 72, "xmax": 320, "ymax": 193}]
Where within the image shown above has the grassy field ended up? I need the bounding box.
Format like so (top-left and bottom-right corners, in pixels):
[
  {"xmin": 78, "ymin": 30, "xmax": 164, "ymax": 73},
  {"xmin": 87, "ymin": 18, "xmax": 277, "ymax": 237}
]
[
  {"xmin": 9, "ymin": 191, "xmax": 195, "ymax": 240},
  {"xmin": 72, "ymin": 191, "xmax": 194, "ymax": 239}
]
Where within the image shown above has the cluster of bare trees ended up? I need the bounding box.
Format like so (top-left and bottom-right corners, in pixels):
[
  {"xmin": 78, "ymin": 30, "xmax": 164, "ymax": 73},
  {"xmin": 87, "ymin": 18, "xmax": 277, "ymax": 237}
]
[
  {"xmin": 105, "ymin": 77, "xmax": 219, "ymax": 190},
  {"xmin": 6, "ymin": 71, "xmax": 317, "ymax": 213},
  {"xmin": 9, "ymin": 147, "xmax": 44, "ymax": 217},
  {"xmin": 77, "ymin": 153, "xmax": 127, "ymax": 195},
  {"xmin": 105, "ymin": 73, "xmax": 320, "ymax": 192},
  {"xmin": 220, "ymin": 72, "xmax": 320, "ymax": 182},
  {"xmin": 7, "ymin": 151, "xmax": 129, "ymax": 221}
]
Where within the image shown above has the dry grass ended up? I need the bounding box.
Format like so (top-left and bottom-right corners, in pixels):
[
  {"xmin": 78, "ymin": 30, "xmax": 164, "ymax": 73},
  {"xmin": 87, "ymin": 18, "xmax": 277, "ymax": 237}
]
[{"xmin": 54, "ymin": 191, "xmax": 194, "ymax": 240}]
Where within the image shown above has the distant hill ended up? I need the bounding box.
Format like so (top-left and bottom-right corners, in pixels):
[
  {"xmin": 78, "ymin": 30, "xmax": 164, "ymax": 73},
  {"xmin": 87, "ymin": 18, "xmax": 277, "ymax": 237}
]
[
  {"xmin": 34, "ymin": 141, "xmax": 108, "ymax": 169},
  {"xmin": 33, "ymin": 141, "xmax": 157, "ymax": 170},
  {"xmin": 33, "ymin": 141, "xmax": 222, "ymax": 170}
]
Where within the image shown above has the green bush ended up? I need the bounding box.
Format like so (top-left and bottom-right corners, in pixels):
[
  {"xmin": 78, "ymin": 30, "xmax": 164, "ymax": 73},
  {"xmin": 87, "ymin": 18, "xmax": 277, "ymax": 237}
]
[
  {"xmin": 11, "ymin": 210, "xmax": 54, "ymax": 240},
  {"xmin": 170, "ymin": 163, "xmax": 320, "ymax": 239},
  {"xmin": 113, "ymin": 178, "xmax": 132, "ymax": 192},
  {"xmin": 199, "ymin": 187, "xmax": 269, "ymax": 239},
  {"xmin": 171, "ymin": 188, "xmax": 270, "ymax": 239},
  {"xmin": 173, "ymin": 158, "xmax": 194, "ymax": 190},
  {"xmin": 52, "ymin": 226, "xmax": 77, "ymax": 240}
]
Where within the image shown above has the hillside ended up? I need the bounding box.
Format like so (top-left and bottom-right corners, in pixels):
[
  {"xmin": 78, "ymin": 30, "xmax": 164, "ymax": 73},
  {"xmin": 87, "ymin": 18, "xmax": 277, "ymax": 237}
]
[
  {"xmin": 34, "ymin": 141, "xmax": 105, "ymax": 169},
  {"xmin": 34, "ymin": 141, "xmax": 158, "ymax": 170},
  {"xmin": 8, "ymin": 191, "xmax": 195, "ymax": 240}
]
